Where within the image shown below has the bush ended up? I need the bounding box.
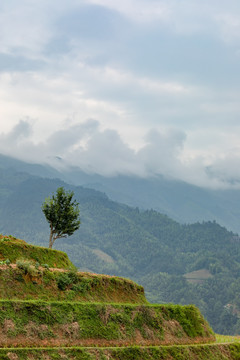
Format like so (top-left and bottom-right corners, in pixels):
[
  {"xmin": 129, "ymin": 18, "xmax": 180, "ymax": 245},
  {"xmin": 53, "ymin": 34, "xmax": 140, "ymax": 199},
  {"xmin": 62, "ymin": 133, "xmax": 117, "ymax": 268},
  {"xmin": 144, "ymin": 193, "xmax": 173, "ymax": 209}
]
[
  {"xmin": 72, "ymin": 279, "xmax": 91, "ymax": 294},
  {"xmin": 67, "ymin": 271, "xmax": 78, "ymax": 284},
  {"xmin": 57, "ymin": 273, "xmax": 73, "ymax": 291},
  {"xmin": 57, "ymin": 272, "xmax": 91, "ymax": 293}
]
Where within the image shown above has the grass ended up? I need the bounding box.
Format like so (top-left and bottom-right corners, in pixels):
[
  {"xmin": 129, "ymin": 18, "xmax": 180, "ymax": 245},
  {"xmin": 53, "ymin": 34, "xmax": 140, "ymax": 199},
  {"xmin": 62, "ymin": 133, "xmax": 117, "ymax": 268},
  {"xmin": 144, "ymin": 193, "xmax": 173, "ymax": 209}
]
[
  {"xmin": 0, "ymin": 266, "xmax": 146, "ymax": 303},
  {"xmin": 0, "ymin": 236, "xmax": 236, "ymax": 360},
  {"xmin": 0, "ymin": 235, "xmax": 75, "ymax": 269},
  {"xmin": 216, "ymin": 334, "xmax": 240, "ymax": 343},
  {"xmin": 1, "ymin": 344, "xmax": 240, "ymax": 360},
  {"xmin": 0, "ymin": 301, "xmax": 214, "ymax": 347}
]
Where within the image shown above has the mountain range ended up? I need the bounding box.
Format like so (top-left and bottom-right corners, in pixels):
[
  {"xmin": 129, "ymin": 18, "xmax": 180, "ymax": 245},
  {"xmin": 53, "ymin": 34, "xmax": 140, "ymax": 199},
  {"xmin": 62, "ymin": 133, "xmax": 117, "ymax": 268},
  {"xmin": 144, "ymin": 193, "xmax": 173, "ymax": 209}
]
[{"xmin": 1, "ymin": 154, "xmax": 240, "ymax": 233}]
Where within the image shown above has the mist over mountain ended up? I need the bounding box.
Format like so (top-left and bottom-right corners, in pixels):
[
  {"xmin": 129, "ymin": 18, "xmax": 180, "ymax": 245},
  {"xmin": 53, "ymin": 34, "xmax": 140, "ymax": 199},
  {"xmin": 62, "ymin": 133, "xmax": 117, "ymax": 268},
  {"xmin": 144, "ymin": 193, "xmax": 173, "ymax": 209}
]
[{"xmin": 1, "ymin": 153, "xmax": 240, "ymax": 233}]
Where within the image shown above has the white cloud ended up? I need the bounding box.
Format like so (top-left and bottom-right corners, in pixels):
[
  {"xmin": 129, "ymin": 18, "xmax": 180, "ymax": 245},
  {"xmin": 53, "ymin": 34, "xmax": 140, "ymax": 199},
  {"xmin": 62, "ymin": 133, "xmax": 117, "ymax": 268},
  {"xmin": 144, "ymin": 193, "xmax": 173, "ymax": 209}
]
[
  {"xmin": 136, "ymin": 129, "xmax": 186, "ymax": 177},
  {"xmin": 0, "ymin": 59, "xmax": 194, "ymax": 147},
  {"xmin": 86, "ymin": 0, "xmax": 170, "ymax": 23},
  {"xmin": 215, "ymin": 13, "xmax": 240, "ymax": 43},
  {"xmin": 0, "ymin": 0, "xmax": 87, "ymax": 57},
  {"xmin": 86, "ymin": 0, "xmax": 240, "ymax": 45},
  {"xmin": 1, "ymin": 0, "xmax": 240, "ymax": 189},
  {"xmin": 1, "ymin": 119, "xmax": 240, "ymax": 189},
  {"xmin": 0, "ymin": 2, "xmax": 52, "ymax": 56}
]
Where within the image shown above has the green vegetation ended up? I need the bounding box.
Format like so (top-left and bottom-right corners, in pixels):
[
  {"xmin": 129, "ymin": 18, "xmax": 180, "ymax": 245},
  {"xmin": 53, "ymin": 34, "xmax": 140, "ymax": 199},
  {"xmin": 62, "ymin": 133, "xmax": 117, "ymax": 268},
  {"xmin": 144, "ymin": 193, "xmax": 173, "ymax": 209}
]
[
  {"xmin": 0, "ymin": 170, "xmax": 240, "ymax": 334},
  {"xmin": 216, "ymin": 334, "xmax": 240, "ymax": 343},
  {"xmin": 0, "ymin": 300, "xmax": 213, "ymax": 347},
  {"xmin": 42, "ymin": 187, "xmax": 80, "ymax": 248},
  {"xmin": 0, "ymin": 236, "xmax": 238, "ymax": 359},
  {"xmin": 0, "ymin": 265, "xmax": 146, "ymax": 303},
  {"xmin": 0, "ymin": 235, "xmax": 75, "ymax": 269},
  {"xmin": 1, "ymin": 344, "xmax": 240, "ymax": 360}
]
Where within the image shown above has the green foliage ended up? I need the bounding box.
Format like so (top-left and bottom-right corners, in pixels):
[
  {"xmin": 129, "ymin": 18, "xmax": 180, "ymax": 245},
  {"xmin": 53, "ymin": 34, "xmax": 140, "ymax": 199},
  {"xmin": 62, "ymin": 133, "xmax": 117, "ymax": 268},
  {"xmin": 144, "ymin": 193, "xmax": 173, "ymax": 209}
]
[
  {"xmin": 5, "ymin": 259, "xmax": 10, "ymax": 266},
  {"xmin": 0, "ymin": 265, "xmax": 146, "ymax": 303},
  {"xmin": 57, "ymin": 272, "xmax": 73, "ymax": 290},
  {"xmin": 0, "ymin": 301, "xmax": 213, "ymax": 347},
  {"xmin": 0, "ymin": 236, "xmax": 75, "ymax": 269},
  {"xmin": 0, "ymin": 259, "xmax": 10, "ymax": 266},
  {"xmin": 42, "ymin": 263, "xmax": 49, "ymax": 269},
  {"xmin": 72, "ymin": 279, "xmax": 91, "ymax": 294},
  {"xmin": 57, "ymin": 271, "xmax": 92, "ymax": 294},
  {"xmin": 0, "ymin": 344, "xmax": 239, "ymax": 360},
  {"xmin": 42, "ymin": 187, "xmax": 80, "ymax": 248}
]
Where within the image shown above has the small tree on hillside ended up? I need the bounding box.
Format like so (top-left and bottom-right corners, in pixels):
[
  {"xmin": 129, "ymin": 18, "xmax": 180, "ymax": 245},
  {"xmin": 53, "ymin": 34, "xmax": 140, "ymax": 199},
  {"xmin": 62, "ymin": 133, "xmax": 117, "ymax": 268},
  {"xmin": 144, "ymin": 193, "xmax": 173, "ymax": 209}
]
[{"xmin": 42, "ymin": 187, "xmax": 80, "ymax": 249}]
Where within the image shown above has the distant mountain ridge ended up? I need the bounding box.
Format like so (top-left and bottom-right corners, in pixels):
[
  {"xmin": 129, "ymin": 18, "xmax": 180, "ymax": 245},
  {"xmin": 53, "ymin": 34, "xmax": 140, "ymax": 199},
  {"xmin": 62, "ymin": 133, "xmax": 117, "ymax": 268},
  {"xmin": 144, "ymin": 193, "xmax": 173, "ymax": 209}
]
[{"xmin": 1, "ymin": 153, "xmax": 240, "ymax": 233}]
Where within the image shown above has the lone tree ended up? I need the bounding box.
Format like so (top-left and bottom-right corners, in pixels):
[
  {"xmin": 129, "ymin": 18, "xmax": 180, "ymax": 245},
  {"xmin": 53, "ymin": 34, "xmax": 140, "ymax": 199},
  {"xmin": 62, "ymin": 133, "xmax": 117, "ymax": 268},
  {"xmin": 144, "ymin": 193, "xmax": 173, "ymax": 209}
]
[{"xmin": 42, "ymin": 187, "xmax": 81, "ymax": 249}]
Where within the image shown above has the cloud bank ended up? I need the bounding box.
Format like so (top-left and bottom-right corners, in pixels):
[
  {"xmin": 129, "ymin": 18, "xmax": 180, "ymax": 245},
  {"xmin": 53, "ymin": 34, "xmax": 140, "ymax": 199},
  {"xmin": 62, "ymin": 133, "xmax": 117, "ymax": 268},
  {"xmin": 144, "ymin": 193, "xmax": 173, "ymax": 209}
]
[
  {"xmin": 1, "ymin": 119, "xmax": 240, "ymax": 189},
  {"xmin": 1, "ymin": 0, "xmax": 240, "ymax": 188}
]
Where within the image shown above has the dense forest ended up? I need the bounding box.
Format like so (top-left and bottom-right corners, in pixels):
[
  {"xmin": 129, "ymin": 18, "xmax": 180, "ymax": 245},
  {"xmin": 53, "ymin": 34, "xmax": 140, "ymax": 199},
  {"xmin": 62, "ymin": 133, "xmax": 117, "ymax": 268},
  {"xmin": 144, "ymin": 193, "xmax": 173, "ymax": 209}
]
[{"xmin": 0, "ymin": 166, "xmax": 240, "ymax": 334}]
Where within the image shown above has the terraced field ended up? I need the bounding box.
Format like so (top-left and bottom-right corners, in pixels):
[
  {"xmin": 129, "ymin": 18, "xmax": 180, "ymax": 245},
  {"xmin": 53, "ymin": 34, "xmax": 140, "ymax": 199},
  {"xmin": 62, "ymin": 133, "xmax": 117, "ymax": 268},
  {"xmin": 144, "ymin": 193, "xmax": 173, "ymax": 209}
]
[{"xmin": 0, "ymin": 236, "xmax": 239, "ymax": 359}]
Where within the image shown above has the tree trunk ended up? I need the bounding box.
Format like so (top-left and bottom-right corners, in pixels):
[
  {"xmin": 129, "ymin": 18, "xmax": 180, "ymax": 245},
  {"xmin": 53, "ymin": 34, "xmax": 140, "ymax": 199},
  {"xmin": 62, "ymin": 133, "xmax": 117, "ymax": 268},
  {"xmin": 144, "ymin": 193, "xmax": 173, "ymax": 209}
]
[{"xmin": 49, "ymin": 228, "xmax": 54, "ymax": 249}]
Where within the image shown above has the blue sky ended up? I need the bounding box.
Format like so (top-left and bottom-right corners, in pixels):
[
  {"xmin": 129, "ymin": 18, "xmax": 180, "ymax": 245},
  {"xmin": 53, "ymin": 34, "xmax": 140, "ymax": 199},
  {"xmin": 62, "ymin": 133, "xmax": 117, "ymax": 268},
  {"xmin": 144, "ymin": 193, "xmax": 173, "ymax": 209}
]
[{"xmin": 1, "ymin": 0, "xmax": 240, "ymax": 187}]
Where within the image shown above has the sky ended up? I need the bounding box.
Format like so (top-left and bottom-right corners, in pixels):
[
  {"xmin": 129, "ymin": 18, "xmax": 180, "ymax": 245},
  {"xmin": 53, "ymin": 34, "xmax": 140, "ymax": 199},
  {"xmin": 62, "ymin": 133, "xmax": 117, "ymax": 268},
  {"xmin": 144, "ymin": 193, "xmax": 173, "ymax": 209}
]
[{"xmin": 1, "ymin": 0, "xmax": 240, "ymax": 188}]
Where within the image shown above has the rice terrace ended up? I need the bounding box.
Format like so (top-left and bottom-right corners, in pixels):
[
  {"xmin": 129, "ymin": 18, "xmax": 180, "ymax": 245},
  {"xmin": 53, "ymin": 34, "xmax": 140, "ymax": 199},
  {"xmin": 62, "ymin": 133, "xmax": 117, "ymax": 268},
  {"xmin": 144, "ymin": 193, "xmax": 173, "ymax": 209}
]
[{"xmin": 0, "ymin": 236, "xmax": 239, "ymax": 359}]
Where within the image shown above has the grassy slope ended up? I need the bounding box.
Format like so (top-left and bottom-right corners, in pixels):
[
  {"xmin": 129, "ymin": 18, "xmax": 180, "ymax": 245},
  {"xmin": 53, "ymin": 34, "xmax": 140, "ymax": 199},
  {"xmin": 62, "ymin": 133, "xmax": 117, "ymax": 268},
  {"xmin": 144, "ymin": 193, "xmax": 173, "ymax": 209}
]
[
  {"xmin": 0, "ymin": 266, "xmax": 146, "ymax": 303},
  {"xmin": 0, "ymin": 235, "xmax": 74, "ymax": 269},
  {"xmin": 0, "ymin": 236, "xmax": 238, "ymax": 359},
  {"xmin": 0, "ymin": 236, "xmax": 145, "ymax": 304},
  {"xmin": 0, "ymin": 301, "xmax": 214, "ymax": 347}
]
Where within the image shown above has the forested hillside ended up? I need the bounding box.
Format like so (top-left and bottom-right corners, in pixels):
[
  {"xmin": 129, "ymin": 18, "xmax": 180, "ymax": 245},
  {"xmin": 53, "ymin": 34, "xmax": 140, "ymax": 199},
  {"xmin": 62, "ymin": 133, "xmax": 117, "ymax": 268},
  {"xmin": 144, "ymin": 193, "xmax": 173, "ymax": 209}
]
[{"xmin": 0, "ymin": 167, "xmax": 240, "ymax": 334}]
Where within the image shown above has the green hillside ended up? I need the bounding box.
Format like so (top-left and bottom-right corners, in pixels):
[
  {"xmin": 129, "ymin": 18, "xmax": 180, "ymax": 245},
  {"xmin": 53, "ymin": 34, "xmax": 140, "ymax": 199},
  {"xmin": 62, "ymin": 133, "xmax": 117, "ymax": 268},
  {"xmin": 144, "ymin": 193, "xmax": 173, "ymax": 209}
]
[
  {"xmin": 0, "ymin": 300, "xmax": 213, "ymax": 347},
  {"xmin": 0, "ymin": 169, "xmax": 240, "ymax": 334},
  {"xmin": 0, "ymin": 235, "xmax": 74, "ymax": 269},
  {"xmin": 0, "ymin": 238, "xmax": 229, "ymax": 360}
]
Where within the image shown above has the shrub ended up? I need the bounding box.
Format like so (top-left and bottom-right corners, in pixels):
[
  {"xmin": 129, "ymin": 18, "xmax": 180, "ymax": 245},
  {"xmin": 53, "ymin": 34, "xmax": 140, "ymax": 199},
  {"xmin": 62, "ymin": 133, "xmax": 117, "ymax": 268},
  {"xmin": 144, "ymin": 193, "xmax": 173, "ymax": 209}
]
[
  {"xmin": 72, "ymin": 279, "xmax": 91, "ymax": 294},
  {"xmin": 0, "ymin": 259, "xmax": 11, "ymax": 266},
  {"xmin": 57, "ymin": 273, "xmax": 73, "ymax": 291},
  {"xmin": 57, "ymin": 272, "xmax": 91, "ymax": 293},
  {"xmin": 67, "ymin": 271, "xmax": 78, "ymax": 284},
  {"xmin": 1, "ymin": 237, "xmax": 11, "ymax": 242},
  {"xmin": 42, "ymin": 264, "xmax": 49, "ymax": 270}
]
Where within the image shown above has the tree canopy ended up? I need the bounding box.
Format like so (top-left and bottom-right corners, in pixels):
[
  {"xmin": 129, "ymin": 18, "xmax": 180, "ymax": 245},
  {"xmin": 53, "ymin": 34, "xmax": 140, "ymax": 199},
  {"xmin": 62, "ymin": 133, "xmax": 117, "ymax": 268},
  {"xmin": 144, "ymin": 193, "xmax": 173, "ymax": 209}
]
[{"xmin": 42, "ymin": 187, "xmax": 80, "ymax": 248}]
